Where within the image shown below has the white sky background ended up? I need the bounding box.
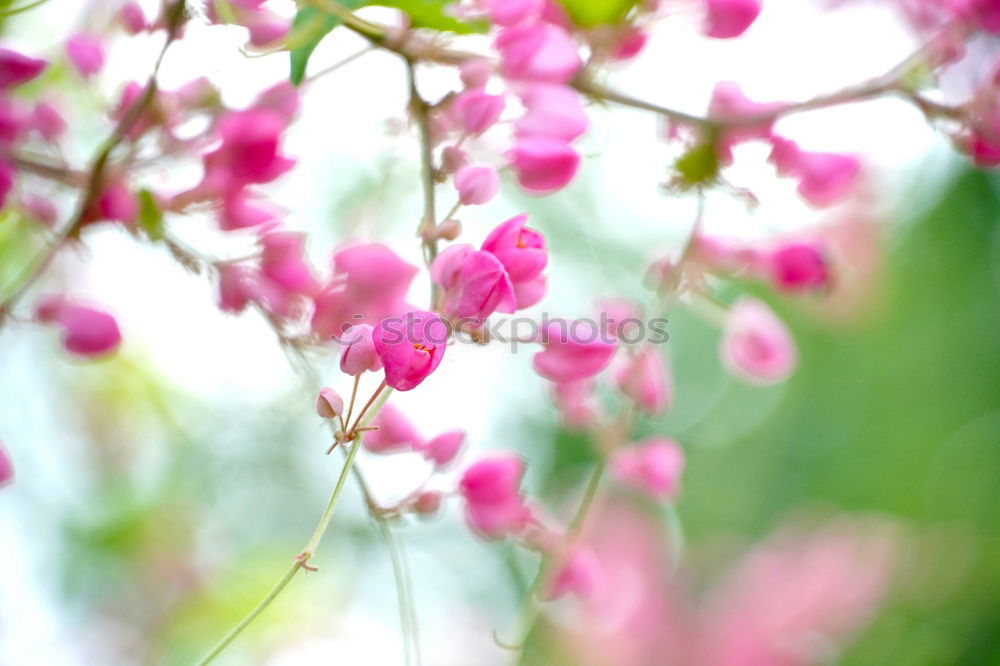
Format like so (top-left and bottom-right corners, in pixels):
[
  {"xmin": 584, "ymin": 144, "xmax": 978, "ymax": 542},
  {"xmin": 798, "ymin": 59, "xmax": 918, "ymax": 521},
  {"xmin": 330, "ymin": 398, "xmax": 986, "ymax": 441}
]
[{"xmin": 0, "ymin": 0, "xmax": 971, "ymax": 663}]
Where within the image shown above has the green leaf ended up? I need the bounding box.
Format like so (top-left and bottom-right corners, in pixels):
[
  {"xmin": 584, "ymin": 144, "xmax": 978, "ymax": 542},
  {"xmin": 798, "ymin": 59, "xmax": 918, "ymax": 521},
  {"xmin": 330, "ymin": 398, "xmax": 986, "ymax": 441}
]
[
  {"xmin": 556, "ymin": 0, "xmax": 638, "ymax": 27},
  {"xmin": 137, "ymin": 189, "xmax": 164, "ymax": 241},
  {"xmin": 288, "ymin": 6, "xmax": 344, "ymax": 86},
  {"xmin": 369, "ymin": 0, "xmax": 489, "ymax": 34}
]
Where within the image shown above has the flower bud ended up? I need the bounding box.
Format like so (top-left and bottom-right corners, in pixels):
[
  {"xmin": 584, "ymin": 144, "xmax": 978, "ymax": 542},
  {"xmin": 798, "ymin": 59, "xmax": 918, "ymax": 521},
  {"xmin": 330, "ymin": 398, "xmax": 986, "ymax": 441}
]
[
  {"xmin": 612, "ymin": 438, "xmax": 685, "ymax": 501},
  {"xmin": 339, "ymin": 323, "xmax": 383, "ymax": 375},
  {"xmin": 315, "ymin": 387, "xmax": 344, "ymax": 419},
  {"xmin": 720, "ymin": 297, "xmax": 797, "ymax": 384},
  {"xmin": 454, "ymin": 164, "xmax": 500, "ymax": 205},
  {"xmin": 460, "ymin": 58, "xmax": 493, "ymax": 88},
  {"xmin": 420, "ymin": 430, "xmax": 466, "ymax": 468},
  {"xmin": 65, "ymin": 33, "xmax": 105, "ymax": 78},
  {"xmin": 509, "ymin": 136, "xmax": 580, "ymax": 194},
  {"xmin": 411, "ymin": 490, "xmax": 443, "ymax": 516},
  {"xmin": 364, "ymin": 404, "xmax": 423, "ymax": 453},
  {"xmin": 452, "ymin": 88, "xmax": 505, "ymax": 135},
  {"xmin": 703, "ymin": 0, "xmax": 762, "ymax": 39},
  {"xmin": 495, "ymin": 23, "xmax": 581, "ymax": 83}
]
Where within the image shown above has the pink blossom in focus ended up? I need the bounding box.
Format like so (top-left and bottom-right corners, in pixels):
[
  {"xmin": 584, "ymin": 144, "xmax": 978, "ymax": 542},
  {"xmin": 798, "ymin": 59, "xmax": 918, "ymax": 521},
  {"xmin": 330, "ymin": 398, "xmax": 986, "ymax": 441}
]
[
  {"xmin": 509, "ymin": 135, "xmax": 580, "ymax": 193},
  {"xmin": 65, "ymin": 33, "xmax": 105, "ymax": 77},
  {"xmin": 612, "ymin": 437, "xmax": 685, "ymax": 501},
  {"xmin": 459, "ymin": 454, "xmax": 530, "ymax": 539},
  {"xmin": 364, "ymin": 404, "xmax": 423, "ymax": 453},
  {"xmin": 0, "ymin": 48, "xmax": 46, "ymax": 89},
  {"xmin": 481, "ymin": 214, "xmax": 548, "ymax": 282},
  {"xmin": 496, "ymin": 23, "xmax": 581, "ymax": 83},
  {"xmin": 339, "ymin": 323, "xmax": 383, "ymax": 375},
  {"xmin": 35, "ymin": 295, "xmax": 122, "ymax": 359},
  {"xmin": 454, "ymin": 164, "xmax": 501, "ymax": 205},
  {"xmin": 373, "ymin": 310, "xmax": 448, "ymax": 391},
  {"xmin": 615, "ymin": 347, "xmax": 673, "ymax": 415},
  {"xmin": 703, "ymin": 0, "xmax": 762, "ymax": 38},
  {"xmin": 431, "ymin": 245, "xmax": 516, "ymax": 323},
  {"xmin": 315, "ymin": 387, "xmax": 344, "ymax": 419},
  {"xmin": 533, "ymin": 320, "xmax": 617, "ymax": 383},
  {"xmin": 720, "ymin": 297, "xmax": 798, "ymax": 384}
]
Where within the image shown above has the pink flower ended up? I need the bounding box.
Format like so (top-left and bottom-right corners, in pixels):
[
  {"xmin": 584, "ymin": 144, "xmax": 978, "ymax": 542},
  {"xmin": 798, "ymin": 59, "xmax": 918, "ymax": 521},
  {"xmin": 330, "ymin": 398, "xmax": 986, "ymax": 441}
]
[
  {"xmin": 513, "ymin": 274, "xmax": 547, "ymax": 309},
  {"xmin": 459, "ymin": 59, "xmax": 493, "ymax": 88},
  {"xmin": 703, "ymin": 0, "xmax": 762, "ymax": 38},
  {"xmin": 0, "ymin": 161, "xmax": 14, "ymax": 208},
  {"xmin": 373, "ymin": 310, "xmax": 448, "ymax": 391},
  {"xmin": 612, "ymin": 438, "xmax": 685, "ymax": 501},
  {"xmin": 611, "ymin": 27, "xmax": 649, "ymax": 60},
  {"xmin": 35, "ymin": 295, "xmax": 122, "ymax": 358},
  {"xmin": 315, "ymin": 387, "xmax": 344, "ymax": 419},
  {"xmin": 95, "ymin": 180, "xmax": 139, "ymax": 224},
  {"xmin": 364, "ymin": 404, "xmax": 423, "ymax": 453},
  {"xmin": 496, "ymin": 23, "xmax": 581, "ymax": 83},
  {"xmin": 545, "ymin": 547, "xmax": 600, "ymax": 600},
  {"xmin": 484, "ymin": 0, "xmax": 544, "ymax": 25},
  {"xmin": 452, "ymin": 88, "xmax": 505, "ymax": 135},
  {"xmin": 220, "ymin": 190, "xmax": 280, "ymax": 230},
  {"xmin": 259, "ymin": 230, "xmax": 317, "ymax": 296},
  {"xmin": 65, "ymin": 33, "xmax": 105, "ymax": 77},
  {"xmin": 253, "ymin": 81, "xmax": 300, "ymax": 124},
  {"xmin": 708, "ymin": 82, "xmax": 782, "ymax": 161},
  {"xmin": 201, "ymin": 109, "xmax": 295, "ymax": 194},
  {"xmin": 552, "ymin": 379, "xmax": 599, "ymax": 429},
  {"xmin": 615, "ymin": 347, "xmax": 673, "ymax": 416},
  {"xmin": 419, "ymin": 429, "xmax": 466, "ymax": 467},
  {"xmin": 459, "ymin": 455, "xmax": 530, "ymax": 539},
  {"xmin": 509, "ymin": 136, "xmax": 580, "ymax": 193},
  {"xmin": 410, "ymin": 490, "xmax": 443, "ymax": 516},
  {"xmin": 454, "ymin": 164, "xmax": 500, "ymax": 205},
  {"xmin": 767, "ymin": 241, "xmax": 830, "ymax": 292},
  {"xmin": 720, "ymin": 297, "xmax": 797, "ymax": 384},
  {"xmin": 247, "ymin": 13, "xmax": 290, "ymax": 47},
  {"xmin": 312, "ymin": 243, "xmax": 418, "ymax": 337},
  {"xmin": 441, "ymin": 145, "xmax": 469, "ymax": 173},
  {"xmin": 120, "ymin": 2, "xmax": 148, "ymax": 34},
  {"xmin": 216, "ymin": 264, "xmax": 255, "ymax": 313},
  {"xmin": 514, "ymin": 83, "xmax": 588, "ymax": 142},
  {"xmin": 769, "ymin": 138, "xmax": 861, "ymax": 207},
  {"xmin": 481, "ymin": 214, "xmax": 548, "ymax": 282},
  {"xmin": 431, "ymin": 245, "xmax": 516, "ymax": 324},
  {"xmin": 533, "ymin": 320, "xmax": 617, "ymax": 383},
  {"xmin": 339, "ymin": 323, "xmax": 383, "ymax": 375},
  {"xmin": 0, "ymin": 441, "xmax": 13, "ymax": 488},
  {"xmin": 30, "ymin": 101, "xmax": 66, "ymax": 141},
  {"xmin": 21, "ymin": 193, "xmax": 58, "ymax": 226},
  {"xmin": 0, "ymin": 48, "xmax": 46, "ymax": 89}
]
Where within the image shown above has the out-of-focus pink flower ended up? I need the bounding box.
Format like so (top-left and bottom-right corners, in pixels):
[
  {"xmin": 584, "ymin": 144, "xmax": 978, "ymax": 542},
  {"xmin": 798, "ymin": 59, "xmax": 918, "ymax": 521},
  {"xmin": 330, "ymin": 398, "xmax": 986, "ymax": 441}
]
[
  {"xmin": 315, "ymin": 387, "xmax": 344, "ymax": 419},
  {"xmin": 247, "ymin": 12, "xmax": 290, "ymax": 47},
  {"xmin": 552, "ymin": 379, "xmax": 599, "ymax": 429},
  {"xmin": 312, "ymin": 243, "xmax": 418, "ymax": 337},
  {"xmin": 612, "ymin": 437, "xmax": 685, "ymax": 501},
  {"xmin": 767, "ymin": 241, "xmax": 830, "ymax": 292},
  {"xmin": 968, "ymin": 133, "xmax": 1000, "ymax": 167},
  {"xmin": 95, "ymin": 180, "xmax": 139, "ymax": 224},
  {"xmin": 546, "ymin": 546, "xmax": 600, "ymax": 600},
  {"xmin": 691, "ymin": 233, "xmax": 754, "ymax": 275},
  {"xmin": 0, "ymin": 160, "xmax": 14, "ymax": 208},
  {"xmin": 364, "ymin": 403, "xmax": 423, "ymax": 453},
  {"xmin": 484, "ymin": 0, "xmax": 544, "ymax": 25},
  {"xmin": 460, "ymin": 59, "xmax": 493, "ymax": 88},
  {"xmin": 0, "ymin": 48, "xmax": 46, "ymax": 89},
  {"xmin": 441, "ymin": 145, "xmax": 470, "ymax": 174},
  {"xmin": 769, "ymin": 138, "xmax": 861, "ymax": 207},
  {"xmin": 452, "ymin": 88, "xmax": 505, "ymax": 135},
  {"xmin": 220, "ymin": 190, "xmax": 279, "ymax": 230},
  {"xmin": 616, "ymin": 347, "xmax": 673, "ymax": 415},
  {"xmin": 720, "ymin": 297, "xmax": 797, "ymax": 384},
  {"xmin": 459, "ymin": 454, "xmax": 530, "ymax": 539},
  {"xmin": 496, "ymin": 23, "xmax": 581, "ymax": 83},
  {"xmin": 514, "ymin": 83, "xmax": 588, "ymax": 142},
  {"xmin": 216, "ymin": 264, "xmax": 255, "ymax": 313},
  {"xmin": 419, "ymin": 429, "xmax": 466, "ymax": 467},
  {"xmin": 0, "ymin": 441, "xmax": 12, "ymax": 488},
  {"xmin": 259, "ymin": 230, "xmax": 317, "ymax": 296},
  {"xmin": 611, "ymin": 27, "xmax": 649, "ymax": 60},
  {"xmin": 120, "ymin": 2, "xmax": 148, "ymax": 33},
  {"xmin": 709, "ymin": 82, "xmax": 782, "ymax": 161},
  {"xmin": 703, "ymin": 0, "xmax": 762, "ymax": 38},
  {"xmin": 373, "ymin": 310, "xmax": 448, "ymax": 391},
  {"xmin": 200, "ymin": 109, "xmax": 295, "ymax": 194},
  {"xmin": 509, "ymin": 136, "xmax": 580, "ymax": 193},
  {"xmin": 253, "ymin": 81, "xmax": 300, "ymax": 123},
  {"xmin": 65, "ymin": 33, "xmax": 105, "ymax": 77},
  {"xmin": 339, "ymin": 323, "xmax": 383, "ymax": 375},
  {"xmin": 513, "ymin": 274, "xmax": 547, "ymax": 309},
  {"xmin": 432, "ymin": 245, "xmax": 516, "ymax": 324},
  {"xmin": 454, "ymin": 164, "xmax": 501, "ymax": 205},
  {"xmin": 481, "ymin": 214, "xmax": 548, "ymax": 282},
  {"xmin": 30, "ymin": 101, "xmax": 65, "ymax": 141},
  {"xmin": 411, "ymin": 490, "xmax": 443, "ymax": 516},
  {"xmin": 35, "ymin": 295, "xmax": 122, "ymax": 358},
  {"xmin": 21, "ymin": 193, "xmax": 58, "ymax": 226},
  {"xmin": 533, "ymin": 319, "xmax": 617, "ymax": 383}
]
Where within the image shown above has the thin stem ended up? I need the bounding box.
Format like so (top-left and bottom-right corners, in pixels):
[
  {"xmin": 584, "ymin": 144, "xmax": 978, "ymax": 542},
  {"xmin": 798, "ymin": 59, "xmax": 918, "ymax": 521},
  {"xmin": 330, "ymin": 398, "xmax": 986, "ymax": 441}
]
[
  {"xmin": 406, "ymin": 61, "xmax": 439, "ymax": 266},
  {"xmin": 380, "ymin": 520, "xmax": 417, "ymax": 666},
  {"xmin": 344, "ymin": 374, "xmax": 361, "ymax": 431},
  {"xmin": 349, "ymin": 380, "xmax": 387, "ymax": 434},
  {"xmin": 195, "ymin": 435, "xmax": 365, "ymax": 666}
]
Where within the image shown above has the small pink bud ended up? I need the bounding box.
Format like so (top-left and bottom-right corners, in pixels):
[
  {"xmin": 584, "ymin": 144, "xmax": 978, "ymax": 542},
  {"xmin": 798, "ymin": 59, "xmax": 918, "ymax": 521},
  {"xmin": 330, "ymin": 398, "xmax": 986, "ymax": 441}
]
[
  {"xmin": 441, "ymin": 145, "xmax": 469, "ymax": 174},
  {"xmin": 34, "ymin": 295, "xmax": 122, "ymax": 358},
  {"xmin": 373, "ymin": 311, "xmax": 448, "ymax": 391},
  {"xmin": 411, "ymin": 490, "xmax": 443, "ymax": 516},
  {"xmin": 247, "ymin": 13, "xmax": 290, "ymax": 47},
  {"xmin": 21, "ymin": 193, "xmax": 58, "ymax": 227},
  {"xmin": 0, "ymin": 441, "xmax": 13, "ymax": 488},
  {"xmin": 509, "ymin": 136, "xmax": 580, "ymax": 194},
  {"xmin": 720, "ymin": 297, "xmax": 797, "ymax": 384},
  {"xmin": 460, "ymin": 58, "xmax": 493, "ymax": 88},
  {"xmin": 339, "ymin": 323, "xmax": 383, "ymax": 375},
  {"xmin": 315, "ymin": 387, "xmax": 344, "ymax": 419},
  {"xmin": 615, "ymin": 347, "xmax": 673, "ymax": 415},
  {"xmin": 120, "ymin": 2, "xmax": 148, "ymax": 34},
  {"xmin": 768, "ymin": 242, "xmax": 830, "ymax": 292},
  {"xmin": 514, "ymin": 83, "xmax": 588, "ymax": 142},
  {"xmin": 703, "ymin": 0, "xmax": 762, "ymax": 39},
  {"xmin": 31, "ymin": 101, "xmax": 66, "ymax": 141},
  {"xmin": 454, "ymin": 164, "xmax": 500, "ymax": 205},
  {"xmin": 216, "ymin": 264, "xmax": 255, "ymax": 313},
  {"xmin": 435, "ymin": 218, "xmax": 462, "ymax": 241},
  {"xmin": 65, "ymin": 33, "xmax": 105, "ymax": 77},
  {"xmin": 612, "ymin": 437, "xmax": 685, "ymax": 501},
  {"xmin": 495, "ymin": 23, "xmax": 581, "ymax": 83},
  {"xmin": 420, "ymin": 430, "xmax": 466, "ymax": 468},
  {"xmin": 364, "ymin": 404, "xmax": 423, "ymax": 453},
  {"xmin": 533, "ymin": 320, "xmax": 617, "ymax": 383},
  {"xmin": 96, "ymin": 180, "xmax": 139, "ymax": 224},
  {"xmin": 452, "ymin": 88, "xmax": 505, "ymax": 135},
  {"xmin": 610, "ymin": 27, "xmax": 649, "ymax": 60},
  {"xmin": 0, "ymin": 48, "xmax": 46, "ymax": 89},
  {"xmin": 794, "ymin": 152, "xmax": 862, "ymax": 208},
  {"xmin": 459, "ymin": 454, "xmax": 530, "ymax": 539}
]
